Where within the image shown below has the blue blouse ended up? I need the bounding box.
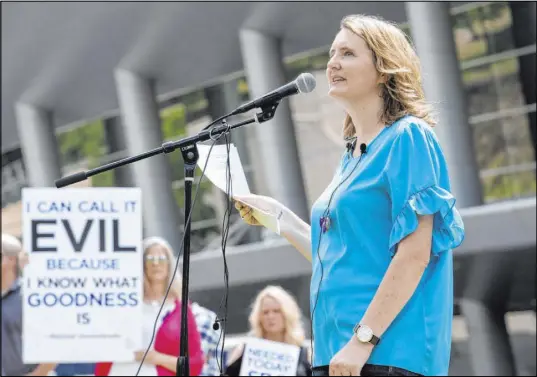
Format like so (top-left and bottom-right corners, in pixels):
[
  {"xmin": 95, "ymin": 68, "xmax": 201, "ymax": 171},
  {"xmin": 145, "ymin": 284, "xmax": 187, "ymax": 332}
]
[{"xmin": 310, "ymin": 115, "xmax": 465, "ymax": 375}]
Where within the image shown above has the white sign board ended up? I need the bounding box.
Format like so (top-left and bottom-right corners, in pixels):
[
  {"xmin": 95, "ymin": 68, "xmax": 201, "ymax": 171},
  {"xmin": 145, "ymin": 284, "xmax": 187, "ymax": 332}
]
[
  {"xmin": 239, "ymin": 338, "xmax": 301, "ymax": 376},
  {"xmin": 22, "ymin": 188, "xmax": 143, "ymax": 363}
]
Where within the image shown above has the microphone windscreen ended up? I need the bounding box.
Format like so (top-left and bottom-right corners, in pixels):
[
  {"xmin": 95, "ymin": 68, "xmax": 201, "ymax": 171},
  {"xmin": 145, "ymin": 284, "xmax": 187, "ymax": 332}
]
[{"xmin": 296, "ymin": 73, "xmax": 316, "ymax": 93}]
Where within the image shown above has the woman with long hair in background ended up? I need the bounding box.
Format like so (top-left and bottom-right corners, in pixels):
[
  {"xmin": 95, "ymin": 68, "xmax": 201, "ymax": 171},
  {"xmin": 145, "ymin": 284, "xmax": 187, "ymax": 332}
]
[
  {"xmin": 95, "ymin": 237, "xmax": 204, "ymax": 376},
  {"xmin": 225, "ymin": 285, "xmax": 311, "ymax": 376}
]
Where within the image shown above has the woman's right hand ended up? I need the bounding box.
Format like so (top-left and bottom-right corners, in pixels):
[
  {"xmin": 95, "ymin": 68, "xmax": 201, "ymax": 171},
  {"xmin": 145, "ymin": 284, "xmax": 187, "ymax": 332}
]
[
  {"xmin": 234, "ymin": 194, "xmax": 287, "ymax": 227},
  {"xmin": 234, "ymin": 200, "xmax": 262, "ymax": 226},
  {"xmin": 235, "ymin": 194, "xmax": 313, "ymax": 263}
]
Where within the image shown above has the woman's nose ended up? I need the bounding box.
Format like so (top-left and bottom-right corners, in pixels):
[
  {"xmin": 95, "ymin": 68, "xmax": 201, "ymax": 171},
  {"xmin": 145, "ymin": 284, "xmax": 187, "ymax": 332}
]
[{"xmin": 327, "ymin": 56, "xmax": 341, "ymax": 71}]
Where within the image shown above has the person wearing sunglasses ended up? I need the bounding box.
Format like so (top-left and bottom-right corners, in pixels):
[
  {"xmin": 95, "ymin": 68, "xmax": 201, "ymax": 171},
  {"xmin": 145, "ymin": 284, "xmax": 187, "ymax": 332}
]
[{"xmin": 95, "ymin": 237, "xmax": 204, "ymax": 376}]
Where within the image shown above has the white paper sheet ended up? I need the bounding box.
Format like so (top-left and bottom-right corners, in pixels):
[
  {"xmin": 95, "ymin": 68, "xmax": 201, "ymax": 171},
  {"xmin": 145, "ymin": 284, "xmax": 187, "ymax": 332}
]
[
  {"xmin": 197, "ymin": 144, "xmax": 250, "ymax": 197},
  {"xmin": 197, "ymin": 144, "xmax": 281, "ymax": 234}
]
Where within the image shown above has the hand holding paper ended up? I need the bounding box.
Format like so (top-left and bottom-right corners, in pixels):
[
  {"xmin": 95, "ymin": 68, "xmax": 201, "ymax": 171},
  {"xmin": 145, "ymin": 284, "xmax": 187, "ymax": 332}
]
[
  {"xmin": 196, "ymin": 144, "xmax": 283, "ymax": 235},
  {"xmin": 234, "ymin": 194, "xmax": 286, "ymax": 235}
]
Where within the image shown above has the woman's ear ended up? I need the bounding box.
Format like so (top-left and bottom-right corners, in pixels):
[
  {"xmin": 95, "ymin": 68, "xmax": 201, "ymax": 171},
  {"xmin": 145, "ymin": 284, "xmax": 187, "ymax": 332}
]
[{"xmin": 377, "ymin": 73, "xmax": 388, "ymax": 85}]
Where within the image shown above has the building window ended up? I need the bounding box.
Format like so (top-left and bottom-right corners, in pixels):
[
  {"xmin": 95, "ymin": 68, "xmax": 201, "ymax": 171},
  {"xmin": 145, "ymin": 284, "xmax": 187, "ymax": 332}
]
[
  {"xmin": 473, "ymin": 112, "xmax": 536, "ymax": 202},
  {"xmin": 453, "ymin": 1, "xmax": 536, "ymax": 202},
  {"xmin": 452, "ymin": 2, "xmax": 516, "ymax": 63},
  {"xmin": 1, "ymin": 147, "xmax": 26, "ymax": 208},
  {"xmin": 57, "ymin": 120, "xmax": 115, "ymax": 187},
  {"xmin": 463, "ymin": 56, "xmax": 527, "ymax": 117}
]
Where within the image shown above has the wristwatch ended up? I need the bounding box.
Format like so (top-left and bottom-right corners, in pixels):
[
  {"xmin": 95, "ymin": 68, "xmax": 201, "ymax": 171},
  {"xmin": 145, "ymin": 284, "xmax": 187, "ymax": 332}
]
[{"xmin": 353, "ymin": 324, "xmax": 380, "ymax": 346}]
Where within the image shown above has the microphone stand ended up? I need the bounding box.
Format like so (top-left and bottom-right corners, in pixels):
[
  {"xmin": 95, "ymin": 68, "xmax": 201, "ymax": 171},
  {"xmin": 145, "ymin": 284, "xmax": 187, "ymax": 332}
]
[{"xmin": 54, "ymin": 102, "xmax": 280, "ymax": 376}]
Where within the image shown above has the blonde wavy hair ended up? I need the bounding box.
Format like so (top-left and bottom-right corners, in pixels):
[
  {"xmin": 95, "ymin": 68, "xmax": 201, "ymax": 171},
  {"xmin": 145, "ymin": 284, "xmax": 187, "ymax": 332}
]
[
  {"xmin": 142, "ymin": 237, "xmax": 182, "ymax": 301},
  {"xmin": 340, "ymin": 14, "xmax": 437, "ymax": 139},
  {"xmin": 248, "ymin": 286, "xmax": 306, "ymax": 347}
]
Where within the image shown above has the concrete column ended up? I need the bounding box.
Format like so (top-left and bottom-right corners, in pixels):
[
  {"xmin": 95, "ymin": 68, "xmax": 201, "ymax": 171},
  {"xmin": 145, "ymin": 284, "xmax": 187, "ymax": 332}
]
[
  {"xmin": 204, "ymin": 80, "xmax": 262, "ymax": 243},
  {"xmin": 460, "ymin": 299, "xmax": 516, "ymax": 375},
  {"xmin": 14, "ymin": 103, "xmax": 61, "ymax": 187},
  {"xmin": 103, "ymin": 116, "xmax": 134, "ymax": 187},
  {"xmin": 114, "ymin": 69, "xmax": 183, "ymax": 253},
  {"xmin": 406, "ymin": 2, "xmax": 483, "ymax": 208},
  {"xmin": 204, "ymin": 81, "xmax": 242, "ymax": 227},
  {"xmin": 239, "ymin": 29, "xmax": 310, "ymax": 222}
]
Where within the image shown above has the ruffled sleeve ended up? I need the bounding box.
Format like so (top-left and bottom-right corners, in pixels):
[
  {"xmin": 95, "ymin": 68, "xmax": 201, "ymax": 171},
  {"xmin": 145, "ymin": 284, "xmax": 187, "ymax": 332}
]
[{"xmin": 385, "ymin": 120, "xmax": 465, "ymax": 257}]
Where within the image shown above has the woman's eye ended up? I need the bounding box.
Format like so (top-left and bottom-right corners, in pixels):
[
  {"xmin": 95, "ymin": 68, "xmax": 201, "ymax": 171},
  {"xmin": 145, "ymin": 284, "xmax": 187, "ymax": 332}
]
[{"xmin": 344, "ymin": 51, "xmax": 354, "ymax": 56}]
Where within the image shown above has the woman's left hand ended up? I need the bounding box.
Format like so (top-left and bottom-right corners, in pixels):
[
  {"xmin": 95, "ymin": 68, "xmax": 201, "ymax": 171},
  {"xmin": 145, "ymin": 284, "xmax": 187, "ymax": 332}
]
[{"xmin": 329, "ymin": 337, "xmax": 373, "ymax": 376}]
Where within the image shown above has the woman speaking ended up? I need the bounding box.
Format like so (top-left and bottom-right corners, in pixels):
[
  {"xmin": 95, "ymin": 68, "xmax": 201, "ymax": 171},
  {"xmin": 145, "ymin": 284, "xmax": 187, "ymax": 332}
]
[{"xmin": 235, "ymin": 14, "xmax": 465, "ymax": 377}]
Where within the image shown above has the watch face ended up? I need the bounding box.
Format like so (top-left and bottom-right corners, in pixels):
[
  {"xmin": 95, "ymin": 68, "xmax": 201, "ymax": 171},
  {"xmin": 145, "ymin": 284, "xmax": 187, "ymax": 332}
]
[{"xmin": 357, "ymin": 326, "xmax": 373, "ymax": 342}]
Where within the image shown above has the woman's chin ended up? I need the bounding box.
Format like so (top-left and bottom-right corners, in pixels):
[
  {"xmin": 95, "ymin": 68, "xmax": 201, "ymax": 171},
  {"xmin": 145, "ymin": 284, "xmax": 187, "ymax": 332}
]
[
  {"xmin": 148, "ymin": 276, "xmax": 167, "ymax": 284},
  {"xmin": 266, "ymin": 327, "xmax": 284, "ymax": 336},
  {"xmin": 328, "ymin": 87, "xmax": 348, "ymax": 99}
]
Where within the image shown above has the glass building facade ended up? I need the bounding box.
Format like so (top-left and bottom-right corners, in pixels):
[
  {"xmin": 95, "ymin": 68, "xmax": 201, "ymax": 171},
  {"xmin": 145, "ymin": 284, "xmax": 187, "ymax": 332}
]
[{"xmin": 2, "ymin": 1, "xmax": 535, "ymax": 245}]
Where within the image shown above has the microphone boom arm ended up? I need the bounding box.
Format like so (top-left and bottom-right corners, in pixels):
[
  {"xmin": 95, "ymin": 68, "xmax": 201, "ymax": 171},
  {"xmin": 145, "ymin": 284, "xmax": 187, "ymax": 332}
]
[{"xmin": 54, "ymin": 105, "xmax": 278, "ymax": 188}]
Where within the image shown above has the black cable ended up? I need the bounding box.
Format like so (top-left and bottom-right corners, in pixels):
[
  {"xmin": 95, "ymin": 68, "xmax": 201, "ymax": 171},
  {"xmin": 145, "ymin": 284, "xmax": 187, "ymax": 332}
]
[
  {"xmin": 223, "ymin": 133, "xmax": 232, "ymax": 364},
  {"xmin": 135, "ymin": 131, "xmax": 227, "ymax": 376},
  {"xmin": 215, "ymin": 131, "xmax": 232, "ymax": 376},
  {"xmin": 309, "ymin": 148, "xmax": 364, "ymax": 368}
]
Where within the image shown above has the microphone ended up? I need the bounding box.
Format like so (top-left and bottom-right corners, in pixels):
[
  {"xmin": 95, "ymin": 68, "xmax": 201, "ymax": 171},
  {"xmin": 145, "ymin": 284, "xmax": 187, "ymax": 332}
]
[
  {"xmin": 346, "ymin": 141, "xmax": 367, "ymax": 155},
  {"xmin": 231, "ymin": 73, "xmax": 316, "ymax": 115},
  {"xmin": 213, "ymin": 317, "xmax": 225, "ymax": 331}
]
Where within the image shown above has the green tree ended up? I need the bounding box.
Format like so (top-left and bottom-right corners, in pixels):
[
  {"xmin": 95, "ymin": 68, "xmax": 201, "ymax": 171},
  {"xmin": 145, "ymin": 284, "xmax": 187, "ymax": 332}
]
[{"xmin": 57, "ymin": 120, "xmax": 114, "ymax": 187}]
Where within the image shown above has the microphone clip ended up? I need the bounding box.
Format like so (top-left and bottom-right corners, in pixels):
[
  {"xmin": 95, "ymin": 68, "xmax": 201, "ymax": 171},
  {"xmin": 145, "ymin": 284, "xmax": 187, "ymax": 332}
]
[{"xmin": 255, "ymin": 101, "xmax": 280, "ymax": 124}]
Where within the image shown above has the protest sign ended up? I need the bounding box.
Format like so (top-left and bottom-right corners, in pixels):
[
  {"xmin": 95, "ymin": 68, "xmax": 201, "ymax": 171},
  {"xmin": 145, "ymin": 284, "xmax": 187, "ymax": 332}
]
[
  {"xmin": 22, "ymin": 188, "xmax": 143, "ymax": 363},
  {"xmin": 239, "ymin": 338, "xmax": 301, "ymax": 376}
]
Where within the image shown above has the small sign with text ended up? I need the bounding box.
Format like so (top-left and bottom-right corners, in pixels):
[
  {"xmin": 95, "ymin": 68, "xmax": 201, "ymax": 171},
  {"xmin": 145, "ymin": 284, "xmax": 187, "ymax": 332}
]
[{"xmin": 239, "ymin": 338, "xmax": 301, "ymax": 376}]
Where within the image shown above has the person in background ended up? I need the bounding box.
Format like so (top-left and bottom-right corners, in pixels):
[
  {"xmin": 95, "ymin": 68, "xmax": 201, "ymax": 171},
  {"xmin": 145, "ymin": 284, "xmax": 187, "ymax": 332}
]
[
  {"xmin": 224, "ymin": 286, "xmax": 311, "ymax": 376},
  {"xmin": 18, "ymin": 250, "xmax": 29, "ymax": 271},
  {"xmin": 1, "ymin": 233, "xmax": 57, "ymax": 376},
  {"xmin": 190, "ymin": 301, "xmax": 223, "ymax": 376},
  {"xmin": 95, "ymin": 236, "xmax": 204, "ymax": 376},
  {"xmin": 172, "ymin": 270, "xmax": 223, "ymax": 376}
]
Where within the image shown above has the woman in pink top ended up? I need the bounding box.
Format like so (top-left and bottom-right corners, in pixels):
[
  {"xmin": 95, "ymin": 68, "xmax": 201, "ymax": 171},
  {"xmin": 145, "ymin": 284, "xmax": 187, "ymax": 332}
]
[{"xmin": 95, "ymin": 237, "xmax": 204, "ymax": 376}]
